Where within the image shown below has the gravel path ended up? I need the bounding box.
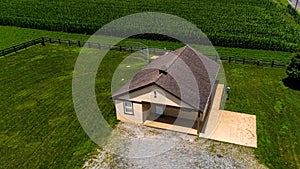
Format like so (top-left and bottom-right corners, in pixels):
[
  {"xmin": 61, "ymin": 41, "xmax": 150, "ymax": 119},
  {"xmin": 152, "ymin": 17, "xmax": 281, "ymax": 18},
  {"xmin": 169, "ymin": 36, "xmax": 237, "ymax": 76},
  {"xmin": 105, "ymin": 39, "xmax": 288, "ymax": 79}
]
[{"xmin": 83, "ymin": 123, "xmax": 267, "ymax": 169}]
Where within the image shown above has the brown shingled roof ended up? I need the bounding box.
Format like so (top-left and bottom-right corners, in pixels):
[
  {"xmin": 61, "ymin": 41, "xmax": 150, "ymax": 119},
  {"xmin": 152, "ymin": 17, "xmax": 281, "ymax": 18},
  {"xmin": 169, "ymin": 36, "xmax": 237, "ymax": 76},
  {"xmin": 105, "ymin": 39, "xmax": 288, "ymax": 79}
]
[{"xmin": 112, "ymin": 45, "xmax": 220, "ymax": 112}]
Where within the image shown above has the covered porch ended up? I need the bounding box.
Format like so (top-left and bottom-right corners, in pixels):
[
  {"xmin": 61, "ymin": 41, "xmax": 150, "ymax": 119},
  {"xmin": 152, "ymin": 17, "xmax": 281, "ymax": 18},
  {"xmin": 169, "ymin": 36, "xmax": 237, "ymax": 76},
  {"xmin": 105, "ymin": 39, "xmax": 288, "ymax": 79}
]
[
  {"xmin": 140, "ymin": 83, "xmax": 221, "ymax": 136},
  {"xmin": 144, "ymin": 114, "xmax": 198, "ymax": 135}
]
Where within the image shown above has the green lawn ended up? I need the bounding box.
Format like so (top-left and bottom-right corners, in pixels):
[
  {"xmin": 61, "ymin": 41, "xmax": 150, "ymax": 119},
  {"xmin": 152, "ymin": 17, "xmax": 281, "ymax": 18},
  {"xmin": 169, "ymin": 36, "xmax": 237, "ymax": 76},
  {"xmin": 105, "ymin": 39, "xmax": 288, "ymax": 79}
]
[
  {"xmin": 0, "ymin": 44, "xmax": 122, "ymax": 168},
  {"xmin": 0, "ymin": 26, "xmax": 294, "ymax": 62},
  {"xmin": 224, "ymin": 63, "xmax": 300, "ymax": 169},
  {"xmin": 0, "ymin": 26, "xmax": 89, "ymax": 49},
  {"xmin": 0, "ymin": 42, "xmax": 299, "ymax": 168}
]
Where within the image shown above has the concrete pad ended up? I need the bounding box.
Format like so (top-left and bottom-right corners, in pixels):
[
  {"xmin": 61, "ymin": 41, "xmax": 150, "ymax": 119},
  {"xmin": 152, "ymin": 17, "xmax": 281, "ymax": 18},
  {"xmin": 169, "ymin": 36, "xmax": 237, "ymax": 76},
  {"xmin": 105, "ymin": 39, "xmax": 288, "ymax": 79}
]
[
  {"xmin": 201, "ymin": 111, "xmax": 257, "ymax": 148},
  {"xmin": 200, "ymin": 84, "xmax": 224, "ymax": 137},
  {"xmin": 199, "ymin": 84, "xmax": 257, "ymax": 148}
]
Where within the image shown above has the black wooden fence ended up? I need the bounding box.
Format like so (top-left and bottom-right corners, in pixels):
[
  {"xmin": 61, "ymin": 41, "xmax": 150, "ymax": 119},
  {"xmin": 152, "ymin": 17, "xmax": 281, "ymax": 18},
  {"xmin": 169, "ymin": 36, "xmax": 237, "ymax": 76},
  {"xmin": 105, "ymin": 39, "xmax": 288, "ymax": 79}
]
[
  {"xmin": 0, "ymin": 37, "xmax": 289, "ymax": 68},
  {"xmin": 219, "ymin": 56, "xmax": 287, "ymax": 68},
  {"xmin": 44, "ymin": 37, "xmax": 166, "ymax": 55},
  {"xmin": 0, "ymin": 37, "xmax": 44, "ymax": 57},
  {"xmin": 45, "ymin": 37, "xmax": 116, "ymax": 50}
]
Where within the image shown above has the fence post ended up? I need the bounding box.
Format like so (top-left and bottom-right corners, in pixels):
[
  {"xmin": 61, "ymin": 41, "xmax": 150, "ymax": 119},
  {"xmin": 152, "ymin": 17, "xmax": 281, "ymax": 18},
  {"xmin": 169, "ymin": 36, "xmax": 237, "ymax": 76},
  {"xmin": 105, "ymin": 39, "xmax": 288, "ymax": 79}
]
[
  {"xmin": 229, "ymin": 56, "xmax": 232, "ymax": 63},
  {"xmin": 257, "ymin": 60, "xmax": 260, "ymax": 66},
  {"xmin": 271, "ymin": 60, "xmax": 274, "ymax": 67},
  {"xmin": 243, "ymin": 58, "xmax": 245, "ymax": 64},
  {"xmin": 130, "ymin": 46, "xmax": 133, "ymax": 52},
  {"xmin": 68, "ymin": 40, "xmax": 71, "ymax": 46},
  {"xmin": 78, "ymin": 41, "xmax": 81, "ymax": 47},
  {"xmin": 98, "ymin": 43, "xmax": 101, "ymax": 49},
  {"xmin": 41, "ymin": 37, "xmax": 45, "ymax": 46},
  {"xmin": 58, "ymin": 39, "xmax": 61, "ymax": 44},
  {"xmin": 119, "ymin": 45, "xmax": 122, "ymax": 51},
  {"xmin": 49, "ymin": 38, "xmax": 52, "ymax": 43}
]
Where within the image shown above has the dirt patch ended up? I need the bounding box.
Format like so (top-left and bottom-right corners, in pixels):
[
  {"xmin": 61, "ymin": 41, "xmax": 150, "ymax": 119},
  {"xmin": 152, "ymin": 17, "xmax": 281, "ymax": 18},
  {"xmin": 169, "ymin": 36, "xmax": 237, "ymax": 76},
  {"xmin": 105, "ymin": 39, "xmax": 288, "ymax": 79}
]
[{"xmin": 83, "ymin": 123, "xmax": 266, "ymax": 169}]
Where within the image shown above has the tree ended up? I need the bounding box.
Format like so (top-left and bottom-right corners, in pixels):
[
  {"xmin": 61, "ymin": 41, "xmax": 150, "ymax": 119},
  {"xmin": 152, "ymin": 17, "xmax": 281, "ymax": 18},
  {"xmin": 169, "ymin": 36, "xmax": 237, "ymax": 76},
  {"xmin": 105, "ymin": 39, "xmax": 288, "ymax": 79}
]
[
  {"xmin": 296, "ymin": 0, "xmax": 299, "ymax": 9},
  {"xmin": 286, "ymin": 53, "xmax": 300, "ymax": 82}
]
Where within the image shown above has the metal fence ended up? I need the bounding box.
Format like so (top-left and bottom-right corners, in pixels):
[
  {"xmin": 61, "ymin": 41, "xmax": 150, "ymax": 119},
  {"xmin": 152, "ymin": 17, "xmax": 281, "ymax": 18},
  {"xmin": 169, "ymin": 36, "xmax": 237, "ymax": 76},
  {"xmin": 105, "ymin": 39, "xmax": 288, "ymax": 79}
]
[{"xmin": 0, "ymin": 37, "xmax": 289, "ymax": 68}]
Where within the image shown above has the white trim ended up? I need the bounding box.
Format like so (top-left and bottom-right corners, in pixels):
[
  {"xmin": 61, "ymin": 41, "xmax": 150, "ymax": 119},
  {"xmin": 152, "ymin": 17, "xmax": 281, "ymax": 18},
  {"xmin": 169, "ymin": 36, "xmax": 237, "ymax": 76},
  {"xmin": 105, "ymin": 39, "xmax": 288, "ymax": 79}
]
[{"xmin": 124, "ymin": 101, "xmax": 134, "ymax": 115}]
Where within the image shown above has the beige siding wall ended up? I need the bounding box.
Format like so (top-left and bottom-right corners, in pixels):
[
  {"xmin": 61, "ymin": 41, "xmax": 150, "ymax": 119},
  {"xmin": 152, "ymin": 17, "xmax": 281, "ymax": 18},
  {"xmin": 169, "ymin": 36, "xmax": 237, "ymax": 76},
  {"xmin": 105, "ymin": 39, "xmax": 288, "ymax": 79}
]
[
  {"xmin": 114, "ymin": 84, "xmax": 198, "ymax": 123},
  {"xmin": 114, "ymin": 100, "xmax": 144, "ymax": 124}
]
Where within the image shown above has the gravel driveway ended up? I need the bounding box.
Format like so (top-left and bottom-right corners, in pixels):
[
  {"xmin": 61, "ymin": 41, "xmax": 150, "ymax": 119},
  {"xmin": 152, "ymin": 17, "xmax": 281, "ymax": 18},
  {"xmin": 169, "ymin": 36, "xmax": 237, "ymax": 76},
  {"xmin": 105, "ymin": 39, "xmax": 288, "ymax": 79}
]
[{"xmin": 83, "ymin": 123, "xmax": 266, "ymax": 169}]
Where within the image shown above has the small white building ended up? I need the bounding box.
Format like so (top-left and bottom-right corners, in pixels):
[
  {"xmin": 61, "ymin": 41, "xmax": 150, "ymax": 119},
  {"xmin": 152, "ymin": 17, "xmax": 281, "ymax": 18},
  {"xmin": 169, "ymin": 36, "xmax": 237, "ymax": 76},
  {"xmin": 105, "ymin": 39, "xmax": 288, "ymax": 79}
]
[{"xmin": 112, "ymin": 45, "xmax": 220, "ymax": 135}]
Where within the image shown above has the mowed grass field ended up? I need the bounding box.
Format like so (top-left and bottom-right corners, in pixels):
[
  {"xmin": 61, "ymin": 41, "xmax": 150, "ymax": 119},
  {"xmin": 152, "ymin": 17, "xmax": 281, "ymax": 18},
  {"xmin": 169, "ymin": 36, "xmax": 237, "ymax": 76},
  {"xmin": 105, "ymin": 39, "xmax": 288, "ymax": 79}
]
[
  {"xmin": 0, "ymin": 44, "xmax": 125, "ymax": 168},
  {"xmin": 0, "ymin": 26, "xmax": 294, "ymax": 62},
  {"xmin": 224, "ymin": 63, "xmax": 300, "ymax": 169},
  {"xmin": 0, "ymin": 43, "xmax": 299, "ymax": 168}
]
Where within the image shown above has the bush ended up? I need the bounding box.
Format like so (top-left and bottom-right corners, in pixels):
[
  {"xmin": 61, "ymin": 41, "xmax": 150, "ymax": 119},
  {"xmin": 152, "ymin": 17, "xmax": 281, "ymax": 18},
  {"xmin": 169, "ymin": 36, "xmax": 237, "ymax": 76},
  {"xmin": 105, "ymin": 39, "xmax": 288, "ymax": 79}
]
[{"xmin": 286, "ymin": 53, "xmax": 300, "ymax": 82}]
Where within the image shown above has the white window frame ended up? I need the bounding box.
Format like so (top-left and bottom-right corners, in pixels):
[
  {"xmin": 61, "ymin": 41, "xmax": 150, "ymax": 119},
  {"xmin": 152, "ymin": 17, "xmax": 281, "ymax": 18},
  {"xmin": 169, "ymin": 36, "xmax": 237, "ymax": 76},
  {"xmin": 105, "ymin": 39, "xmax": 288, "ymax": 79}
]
[{"xmin": 124, "ymin": 101, "xmax": 134, "ymax": 115}]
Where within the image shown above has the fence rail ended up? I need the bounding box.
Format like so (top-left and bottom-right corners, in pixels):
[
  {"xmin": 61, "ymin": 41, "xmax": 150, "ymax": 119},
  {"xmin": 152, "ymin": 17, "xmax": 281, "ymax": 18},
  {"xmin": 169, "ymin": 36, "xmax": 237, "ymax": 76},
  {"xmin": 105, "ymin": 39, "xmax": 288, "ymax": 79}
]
[
  {"xmin": 219, "ymin": 56, "xmax": 287, "ymax": 68},
  {"xmin": 43, "ymin": 37, "xmax": 167, "ymax": 55},
  {"xmin": 0, "ymin": 37, "xmax": 288, "ymax": 68},
  {"xmin": 0, "ymin": 37, "xmax": 44, "ymax": 57}
]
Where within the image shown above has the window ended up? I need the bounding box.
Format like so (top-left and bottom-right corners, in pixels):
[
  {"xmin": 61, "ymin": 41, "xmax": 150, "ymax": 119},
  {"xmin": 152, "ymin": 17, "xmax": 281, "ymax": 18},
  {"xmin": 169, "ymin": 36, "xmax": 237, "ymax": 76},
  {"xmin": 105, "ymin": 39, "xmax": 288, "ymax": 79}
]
[
  {"xmin": 155, "ymin": 105, "xmax": 164, "ymax": 115},
  {"xmin": 124, "ymin": 101, "xmax": 133, "ymax": 114}
]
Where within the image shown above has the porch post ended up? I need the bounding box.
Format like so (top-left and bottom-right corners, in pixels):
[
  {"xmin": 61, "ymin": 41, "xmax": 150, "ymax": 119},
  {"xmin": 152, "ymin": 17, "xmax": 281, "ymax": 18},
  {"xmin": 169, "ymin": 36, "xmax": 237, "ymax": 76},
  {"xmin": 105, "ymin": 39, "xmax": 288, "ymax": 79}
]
[
  {"xmin": 197, "ymin": 111, "xmax": 203, "ymax": 135},
  {"xmin": 197, "ymin": 117, "xmax": 200, "ymax": 135}
]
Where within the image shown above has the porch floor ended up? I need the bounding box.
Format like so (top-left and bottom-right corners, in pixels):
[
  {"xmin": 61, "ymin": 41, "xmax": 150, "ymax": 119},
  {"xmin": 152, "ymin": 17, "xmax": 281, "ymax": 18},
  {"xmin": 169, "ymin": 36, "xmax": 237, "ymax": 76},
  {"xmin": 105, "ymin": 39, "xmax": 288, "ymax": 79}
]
[{"xmin": 144, "ymin": 116, "xmax": 198, "ymax": 135}]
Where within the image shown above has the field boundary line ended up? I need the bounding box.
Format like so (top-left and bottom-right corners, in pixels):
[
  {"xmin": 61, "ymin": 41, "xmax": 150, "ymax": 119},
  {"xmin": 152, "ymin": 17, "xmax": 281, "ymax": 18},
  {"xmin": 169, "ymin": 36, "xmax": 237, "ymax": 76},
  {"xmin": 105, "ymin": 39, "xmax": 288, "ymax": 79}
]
[{"xmin": 0, "ymin": 37, "xmax": 289, "ymax": 68}]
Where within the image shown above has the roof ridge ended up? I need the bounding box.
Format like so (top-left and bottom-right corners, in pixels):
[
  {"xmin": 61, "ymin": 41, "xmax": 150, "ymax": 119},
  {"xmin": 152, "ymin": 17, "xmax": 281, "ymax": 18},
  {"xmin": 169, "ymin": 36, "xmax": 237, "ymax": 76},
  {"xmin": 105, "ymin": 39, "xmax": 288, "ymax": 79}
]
[
  {"xmin": 177, "ymin": 45, "xmax": 188, "ymax": 57},
  {"xmin": 165, "ymin": 45, "xmax": 188, "ymax": 71},
  {"xmin": 154, "ymin": 46, "xmax": 188, "ymax": 83},
  {"xmin": 185, "ymin": 45, "xmax": 202, "ymax": 57},
  {"xmin": 189, "ymin": 46, "xmax": 220, "ymax": 84}
]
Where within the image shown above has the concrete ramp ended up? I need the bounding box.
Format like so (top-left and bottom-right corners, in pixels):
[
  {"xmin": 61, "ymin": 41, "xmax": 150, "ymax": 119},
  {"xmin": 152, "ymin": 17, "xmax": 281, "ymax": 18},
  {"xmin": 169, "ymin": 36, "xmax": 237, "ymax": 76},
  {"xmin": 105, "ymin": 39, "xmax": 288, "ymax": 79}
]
[
  {"xmin": 200, "ymin": 84, "xmax": 257, "ymax": 148},
  {"xmin": 201, "ymin": 111, "xmax": 257, "ymax": 148}
]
